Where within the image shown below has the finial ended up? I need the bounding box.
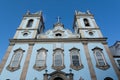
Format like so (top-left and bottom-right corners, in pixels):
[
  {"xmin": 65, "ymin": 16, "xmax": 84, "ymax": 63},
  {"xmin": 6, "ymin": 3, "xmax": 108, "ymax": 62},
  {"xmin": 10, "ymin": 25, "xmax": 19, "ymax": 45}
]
[
  {"xmin": 26, "ymin": 10, "xmax": 30, "ymax": 15},
  {"xmin": 86, "ymin": 10, "xmax": 91, "ymax": 14},
  {"xmin": 39, "ymin": 11, "xmax": 42, "ymax": 15},
  {"xmin": 75, "ymin": 10, "xmax": 78, "ymax": 14},
  {"xmin": 56, "ymin": 16, "xmax": 61, "ymax": 23}
]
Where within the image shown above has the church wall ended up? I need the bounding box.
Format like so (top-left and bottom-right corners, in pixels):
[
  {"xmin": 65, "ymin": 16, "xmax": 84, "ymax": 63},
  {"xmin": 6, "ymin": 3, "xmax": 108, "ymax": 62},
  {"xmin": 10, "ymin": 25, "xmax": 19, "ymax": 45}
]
[
  {"xmin": 0, "ymin": 44, "xmax": 29, "ymax": 80},
  {"xmin": 88, "ymin": 43, "xmax": 118, "ymax": 80},
  {"xmin": 26, "ymin": 42, "xmax": 91, "ymax": 80}
]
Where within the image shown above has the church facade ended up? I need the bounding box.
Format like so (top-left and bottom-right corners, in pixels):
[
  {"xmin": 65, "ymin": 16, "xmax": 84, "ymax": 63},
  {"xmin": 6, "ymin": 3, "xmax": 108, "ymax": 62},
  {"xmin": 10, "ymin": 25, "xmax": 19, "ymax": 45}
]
[{"xmin": 0, "ymin": 10, "xmax": 120, "ymax": 80}]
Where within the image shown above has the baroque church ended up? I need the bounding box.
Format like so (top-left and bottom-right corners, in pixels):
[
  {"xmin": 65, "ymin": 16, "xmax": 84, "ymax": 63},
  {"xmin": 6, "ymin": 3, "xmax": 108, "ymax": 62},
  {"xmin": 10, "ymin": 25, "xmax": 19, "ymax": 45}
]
[{"xmin": 0, "ymin": 10, "xmax": 120, "ymax": 80}]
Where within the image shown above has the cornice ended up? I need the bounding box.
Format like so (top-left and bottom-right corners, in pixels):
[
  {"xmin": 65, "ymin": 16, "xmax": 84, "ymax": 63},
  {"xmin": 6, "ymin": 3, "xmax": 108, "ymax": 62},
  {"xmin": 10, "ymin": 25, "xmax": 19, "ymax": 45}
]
[
  {"xmin": 23, "ymin": 14, "xmax": 42, "ymax": 17},
  {"xmin": 9, "ymin": 38, "xmax": 107, "ymax": 43},
  {"xmin": 78, "ymin": 28, "xmax": 100, "ymax": 30},
  {"xmin": 17, "ymin": 28, "xmax": 38, "ymax": 30}
]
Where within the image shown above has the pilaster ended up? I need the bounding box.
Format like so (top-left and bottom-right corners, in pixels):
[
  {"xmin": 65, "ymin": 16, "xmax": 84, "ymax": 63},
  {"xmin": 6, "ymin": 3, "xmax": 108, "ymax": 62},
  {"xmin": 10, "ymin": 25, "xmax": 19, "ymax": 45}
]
[
  {"xmin": 20, "ymin": 43, "xmax": 34, "ymax": 80},
  {"xmin": 83, "ymin": 42, "xmax": 97, "ymax": 80},
  {"xmin": 103, "ymin": 44, "xmax": 120, "ymax": 80},
  {"xmin": 0, "ymin": 43, "xmax": 14, "ymax": 74}
]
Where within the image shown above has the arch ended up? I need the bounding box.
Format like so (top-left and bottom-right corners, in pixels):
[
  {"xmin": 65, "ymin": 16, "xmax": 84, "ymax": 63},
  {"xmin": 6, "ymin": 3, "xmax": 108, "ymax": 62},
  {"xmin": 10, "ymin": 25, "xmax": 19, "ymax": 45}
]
[
  {"xmin": 49, "ymin": 71, "xmax": 68, "ymax": 80},
  {"xmin": 27, "ymin": 19, "xmax": 34, "ymax": 27}
]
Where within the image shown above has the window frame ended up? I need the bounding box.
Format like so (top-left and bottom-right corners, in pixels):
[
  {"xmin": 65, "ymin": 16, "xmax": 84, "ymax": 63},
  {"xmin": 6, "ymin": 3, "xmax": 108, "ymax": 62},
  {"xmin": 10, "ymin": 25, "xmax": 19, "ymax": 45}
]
[
  {"xmin": 34, "ymin": 48, "xmax": 48, "ymax": 71},
  {"xmin": 52, "ymin": 48, "xmax": 65, "ymax": 70},
  {"xmin": 7, "ymin": 48, "xmax": 25, "ymax": 72},
  {"xmin": 92, "ymin": 47, "xmax": 110, "ymax": 70},
  {"xmin": 69, "ymin": 47, "xmax": 83, "ymax": 70}
]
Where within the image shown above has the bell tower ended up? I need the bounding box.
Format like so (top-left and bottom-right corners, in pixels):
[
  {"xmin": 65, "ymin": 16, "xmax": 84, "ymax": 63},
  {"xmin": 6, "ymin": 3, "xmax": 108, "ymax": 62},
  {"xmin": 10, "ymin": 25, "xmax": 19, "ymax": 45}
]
[
  {"xmin": 13, "ymin": 11, "xmax": 44, "ymax": 39},
  {"xmin": 73, "ymin": 10, "xmax": 103, "ymax": 38}
]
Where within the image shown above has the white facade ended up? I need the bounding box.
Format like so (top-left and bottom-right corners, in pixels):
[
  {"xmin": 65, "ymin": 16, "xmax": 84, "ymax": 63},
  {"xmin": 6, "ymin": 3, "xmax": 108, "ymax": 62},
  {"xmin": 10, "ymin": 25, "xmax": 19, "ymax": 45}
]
[
  {"xmin": 109, "ymin": 41, "xmax": 120, "ymax": 70},
  {"xmin": 0, "ymin": 10, "xmax": 120, "ymax": 80}
]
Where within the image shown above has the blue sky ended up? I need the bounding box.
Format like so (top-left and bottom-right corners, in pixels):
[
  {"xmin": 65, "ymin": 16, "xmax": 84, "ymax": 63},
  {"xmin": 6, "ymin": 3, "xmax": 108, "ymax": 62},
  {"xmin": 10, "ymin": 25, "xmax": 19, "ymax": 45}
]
[{"xmin": 0, "ymin": 0, "xmax": 120, "ymax": 61}]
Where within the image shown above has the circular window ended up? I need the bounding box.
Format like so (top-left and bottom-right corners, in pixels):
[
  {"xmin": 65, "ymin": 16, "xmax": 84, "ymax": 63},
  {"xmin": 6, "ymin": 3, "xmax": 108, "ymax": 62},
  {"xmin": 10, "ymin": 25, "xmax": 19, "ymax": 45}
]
[
  {"xmin": 23, "ymin": 33, "xmax": 28, "ymax": 37},
  {"xmin": 89, "ymin": 32, "xmax": 93, "ymax": 36}
]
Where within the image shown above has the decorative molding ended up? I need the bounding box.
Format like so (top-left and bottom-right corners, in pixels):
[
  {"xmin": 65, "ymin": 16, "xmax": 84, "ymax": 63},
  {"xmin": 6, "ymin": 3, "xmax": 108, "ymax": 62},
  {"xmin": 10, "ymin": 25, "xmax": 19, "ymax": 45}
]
[
  {"xmin": 70, "ymin": 64, "xmax": 83, "ymax": 71},
  {"xmin": 10, "ymin": 38, "xmax": 107, "ymax": 43},
  {"xmin": 33, "ymin": 65, "xmax": 46, "ymax": 71},
  {"xmin": 44, "ymin": 71, "xmax": 73, "ymax": 80},
  {"xmin": 96, "ymin": 64, "xmax": 110, "ymax": 70}
]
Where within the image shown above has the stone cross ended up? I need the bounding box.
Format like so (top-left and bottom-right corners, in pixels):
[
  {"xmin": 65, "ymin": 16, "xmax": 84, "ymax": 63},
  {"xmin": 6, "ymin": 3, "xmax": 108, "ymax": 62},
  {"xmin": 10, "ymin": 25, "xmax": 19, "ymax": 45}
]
[{"xmin": 56, "ymin": 16, "xmax": 61, "ymax": 22}]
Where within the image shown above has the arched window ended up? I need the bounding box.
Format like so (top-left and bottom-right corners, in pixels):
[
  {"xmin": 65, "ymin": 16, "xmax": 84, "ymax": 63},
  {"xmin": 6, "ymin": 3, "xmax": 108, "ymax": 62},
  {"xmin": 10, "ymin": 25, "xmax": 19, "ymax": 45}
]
[
  {"xmin": 34, "ymin": 48, "xmax": 48, "ymax": 71},
  {"xmin": 27, "ymin": 19, "xmax": 33, "ymax": 27},
  {"xmin": 69, "ymin": 47, "xmax": 83, "ymax": 70},
  {"xmin": 7, "ymin": 48, "xmax": 25, "ymax": 71},
  {"xmin": 104, "ymin": 77, "xmax": 113, "ymax": 80},
  {"xmin": 52, "ymin": 48, "xmax": 65, "ymax": 70},
  {"xmin": 83, "ymin": 18, "xmax": 90, "ymax": 26},
  {"xmin": 92, "ymin": 47, "xmax": 110, "ymax": 70}
]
